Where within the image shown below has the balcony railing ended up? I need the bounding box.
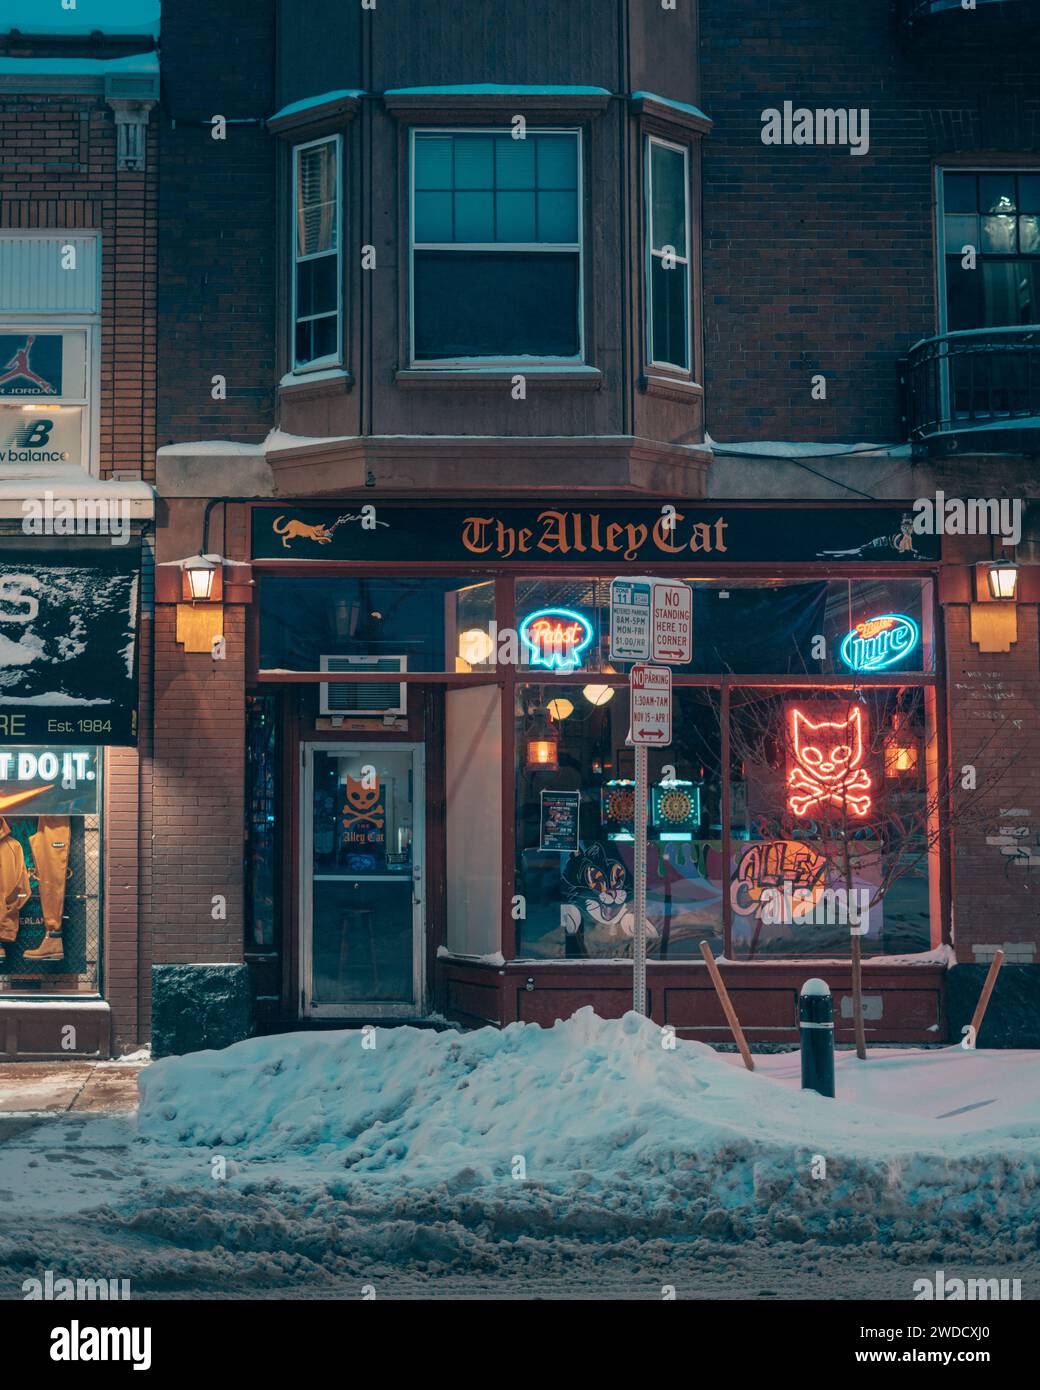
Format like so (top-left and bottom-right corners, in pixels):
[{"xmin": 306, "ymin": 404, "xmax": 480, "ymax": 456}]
[
  {"xmin": 897, "ymin": 0, "xmax": 1040, "ymax": 41},
  {"xmin": 900, "ymin": 325, "xmax": 1040, "ymax": 453}
]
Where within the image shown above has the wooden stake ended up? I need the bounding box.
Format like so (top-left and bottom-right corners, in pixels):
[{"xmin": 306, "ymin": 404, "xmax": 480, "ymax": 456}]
[
  {"xmin": 970, "ymin": 949, "xmax": 1005, "ymax": 1045},
  {"xmin": 699, "ymin": 941, "xmax": 754, "ymax": 1071}
]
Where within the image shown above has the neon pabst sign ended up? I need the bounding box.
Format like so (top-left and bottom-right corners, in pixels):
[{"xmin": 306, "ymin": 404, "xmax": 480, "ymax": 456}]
[
  {"xmin": 519, "ymin": 608, "xmax": 594, "ymax": 671},
  {"xmin": 839, "ymin": 613, "xmax": 919, "ymax": 672}
]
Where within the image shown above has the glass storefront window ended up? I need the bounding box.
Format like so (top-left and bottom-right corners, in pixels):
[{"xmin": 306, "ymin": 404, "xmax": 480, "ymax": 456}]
[
  {"xmin": 259, "ymin": 576, "xmax": 495, "ymax": 673},
  {"xmin": 515, "ymin": 577, "xmax": 934, "ymax": 675},
  {"xmin": 0, "ymin": 747, "xmax": 102, "ymax": 994},
  {"xmin": 514, "ymin": 684, "xmax": 723, "ymax": 959},
  {"xmin": 728, "ymin": 689, "xmax": 932, "ymax": 958},
  {"xmin": 245, "ymin": 695, "xmax": 278, "ymax": 950}
]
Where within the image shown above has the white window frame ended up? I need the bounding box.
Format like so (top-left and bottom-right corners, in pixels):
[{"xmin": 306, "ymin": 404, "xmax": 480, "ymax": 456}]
[
  {"xmin": 408, "ymin": 125, "xmax": 585, "ymax": 368},
  {"xmin": 0, "ymin": 229, "xmax": 101, "ymax": 476},
  {"xmin": 291, "ymin": 134, "xmax": 343, "ymax": 374},
  {"xmin": 645, "ymin": 134, "xmax": 693, "ymax": 375}
]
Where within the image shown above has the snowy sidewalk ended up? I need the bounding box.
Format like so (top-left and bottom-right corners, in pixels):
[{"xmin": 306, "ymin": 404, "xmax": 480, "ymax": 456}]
[{"xmin": 0, "ymin": 1061, "xmax": 144, "ymax": 1116}]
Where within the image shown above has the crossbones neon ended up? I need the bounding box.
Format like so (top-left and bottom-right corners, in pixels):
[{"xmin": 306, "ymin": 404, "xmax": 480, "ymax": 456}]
[{"xmin": 787, "ymin": 705, "xmax": 873, "ymax": 818}]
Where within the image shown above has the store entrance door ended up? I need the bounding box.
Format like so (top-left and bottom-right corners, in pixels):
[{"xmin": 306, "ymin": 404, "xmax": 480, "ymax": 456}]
[{"xmin": 300, "ymin": 743, "xmax": 425, "ymax": 1018}]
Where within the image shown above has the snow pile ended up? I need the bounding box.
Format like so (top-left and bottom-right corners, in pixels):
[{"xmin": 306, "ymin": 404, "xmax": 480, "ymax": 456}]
[{"xmin": 138, "ymin": 1010, "xmax": 1040, "ymax": 1255}]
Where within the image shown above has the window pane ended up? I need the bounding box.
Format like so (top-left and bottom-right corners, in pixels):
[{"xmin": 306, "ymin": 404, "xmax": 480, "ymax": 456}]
[
  {"xmin": 514, "ymin": 684, "xmax": 724, "ymax": 961},
  {"xmin": 942, "ymin": 172, "xmax": 977, "ymax": 214},
  {"xmin": 946, "ymin": 256, "xmax": 984, "ymax": 330},
  {"xmin": 495, "ymin": 135, "xmax": 536, "ymax": 189},
  {"xmin": 650, "ymin": 257, "xmax": 689, "ymax": 368},
  {"xmin": 297, "ymin": 253, "xmax": 337, "ymax": 318},
  {"xmin": 454, "ymin": 136, "xmax": 493, "ymax": 189},
  {"xmin": 1020, "ymin": 215, "xmax": 1040, "ymax": 255},
  {"xmin": 981, "ymin": 214, "xmax": 1017, "ymax": 254},
  {"xmin": 454, "ymin": 190, "xmax": 495, "ymax": 242},
  {"xmin": 536, "ymin": 134, "xmax": 578, "ymax": 190},
  {"xmin": 1019, "ymin": 174, "xmax": 1040, "ymax": 214},
  {"xmin": 979, "ymin": 172, "xmax": 1016, "ymax": 214},
  {"xmin": 728, "ymin": 688, "xmax": 933, "ymax": 960},
  {"xmin": 982, "ymin": 260, "xmax": 1038, "ymax": 325},
  {"xmin": 296, "ymin": 142, "xmax": 337, "ymax": 256},
  {"xmin": 414, "ymin": 190, "xmax": 453, "ymax": 242},
  {"xmin": 414, "ymin": 250, "xmax": 579, "ymax": 358},
  {"xmin": 414, "ymin": 135, "xmax": 453, "ymax": 190},
  {"xmin": 537, "ymin": 190, "xmax": 578, "ymax": 243},
  {"xmin": 943, "ymin": 214, "xmax": 978, "ymax": 254},
  {"xmin": 310, "ymin": 314, "xmax": 338, "ymax": 362},
  {"xmin": 496, "ymin": 190, "xmax": 537, "ymax": 242},
  {"xmin": 650, "ymin": 142, "xmax": 687, "ymax": 256},
  {"xmin": 259, "ymin": 576, "xmax": 495, "ymax": 674}
]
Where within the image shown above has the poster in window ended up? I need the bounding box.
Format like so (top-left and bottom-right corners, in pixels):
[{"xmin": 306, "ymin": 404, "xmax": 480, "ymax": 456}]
[
  {"xmin": 0, "ymin": 333, "xmax": 63, "ymax": 398},
  {"xmin": 539, "ymin": 789, "xmax": 580, "ymax": 852}
]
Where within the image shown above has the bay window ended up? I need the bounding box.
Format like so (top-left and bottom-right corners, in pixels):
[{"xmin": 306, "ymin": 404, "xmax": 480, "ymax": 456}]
[
  {"xmin": 646, "ymin": 135, "xmax": 692, "ymax": 372},
  {"xmin": 292, "ymin": 136, "xmax": 342, "ymax": 370},
  {"xmin": 410, "ymin": 128, "xmax": 583, "ymax": 363}
]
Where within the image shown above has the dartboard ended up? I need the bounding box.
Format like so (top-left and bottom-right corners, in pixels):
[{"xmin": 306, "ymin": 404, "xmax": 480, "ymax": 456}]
[
  {"xmin": 606, "ymin": 788, "xmax": 635, "ymax": 821},
  {"xmin": 659, "ymin": 789, "xmax": 693, "ymax": 823}
]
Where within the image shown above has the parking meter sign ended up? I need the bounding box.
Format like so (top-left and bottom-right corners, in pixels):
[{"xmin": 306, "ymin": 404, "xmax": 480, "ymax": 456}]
[
  {"xmin": 609, "ymin": 576, "xmax": 653, "ymax": 662},
  {"xmin": 650, "ymin": 581, "xmax": 693, "ymax": 664}
]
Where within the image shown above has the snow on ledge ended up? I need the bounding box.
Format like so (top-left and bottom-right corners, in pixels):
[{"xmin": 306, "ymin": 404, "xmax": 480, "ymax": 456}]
[
  {"xmin": 268, "ymin": 89, "xmax": 365, "ymax": 124},
  {"xmin": 157, "ymin": 440, "xmax": 265, "ymax": 458},
  {"xmin": 0, "ymin": 53, "xmax": 159, "ymax": 77},
  {"xmin": 704, "ymin": 432, "xmax": 911, "ymax": 459}
]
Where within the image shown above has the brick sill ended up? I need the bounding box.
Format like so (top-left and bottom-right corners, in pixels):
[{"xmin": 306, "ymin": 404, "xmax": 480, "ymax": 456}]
[
  {"xmin": 279, "ymin": 369, "xmax": 354, "ymax": 403},
  {"xmin": 395, "ymin": 366, "xmax": 603, "ymax": 392}
]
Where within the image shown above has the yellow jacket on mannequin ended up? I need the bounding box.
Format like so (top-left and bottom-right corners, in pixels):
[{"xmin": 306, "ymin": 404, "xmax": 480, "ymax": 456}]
[
  {"xmin": 0, "ymin": 817, "xmax": 32, "ymax": 956},
  {"xmin": 23, "ymin": 816, "xmax": 71, "ymax": 962}
]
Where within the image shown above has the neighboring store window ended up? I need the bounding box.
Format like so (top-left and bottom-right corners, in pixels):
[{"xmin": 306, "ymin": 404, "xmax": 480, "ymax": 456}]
[
  {"xmin": 0, "ymin": 748, "xmax": 102, "ymax": 995},
  {"xmin": 729, "ymin": 689, "xmax": 932, "ymax": 959},
  {"xmin": 411, "ymin": 129, "xmax": 582, "ymax": 362},
  {"xmin": 514, "ymin": 685, "xmax": 724, "ymax": 961},
  {"xmin": 293, "ymin": 136, "xmax": 341, "ymax": 369},
  {"xmin": 646, "ymin": 136, "xmax": 691, "ymax": 372},
  {"xmin": 0, "ymin": 234, "xmax": 99, "ymax": 473}
]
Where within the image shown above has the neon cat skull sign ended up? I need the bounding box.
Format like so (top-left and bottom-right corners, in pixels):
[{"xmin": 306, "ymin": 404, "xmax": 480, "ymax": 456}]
[{"xmin": 787, "ymin": 703, "xmax": 873, "ymax": 818}]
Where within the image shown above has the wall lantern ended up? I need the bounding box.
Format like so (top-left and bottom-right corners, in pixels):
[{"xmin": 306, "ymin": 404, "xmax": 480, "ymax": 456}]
[
  {"xmin": 985, "ymin": 562, "xmax": 1019, "ymax": 602},
  {"xmin": 525, "ymin": 713, "xmax": 559, "ymax": 771},
  {"xmin": 184, "ymin": 555, "xmax": 218, "ymax": 603},
  {"xmin": 882, "ymin": 715, "xmax": 920, "ymax": 780}
]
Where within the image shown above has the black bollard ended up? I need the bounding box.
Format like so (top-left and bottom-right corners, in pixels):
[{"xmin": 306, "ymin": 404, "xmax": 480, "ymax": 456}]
[{"xmin": 800, "ymin": 977, "xmax": 835, "ymax": 1099}]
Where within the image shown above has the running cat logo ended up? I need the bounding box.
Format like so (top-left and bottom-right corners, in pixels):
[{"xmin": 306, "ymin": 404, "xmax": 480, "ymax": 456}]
[{"xmin": 272, "ymin": 516, "xmax": 334, "ymax": 549}]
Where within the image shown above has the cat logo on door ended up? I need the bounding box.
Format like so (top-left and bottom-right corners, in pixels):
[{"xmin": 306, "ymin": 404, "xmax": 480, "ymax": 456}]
[{"xmin": 341, "ymin": 775, "xmax": 386, "ymax": 848}]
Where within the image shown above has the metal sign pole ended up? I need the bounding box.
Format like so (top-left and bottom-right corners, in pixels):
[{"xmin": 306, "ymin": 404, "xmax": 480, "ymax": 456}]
[{"xmin": 633, "ymin": 741, "xmax": 648, "ymax": 1016}]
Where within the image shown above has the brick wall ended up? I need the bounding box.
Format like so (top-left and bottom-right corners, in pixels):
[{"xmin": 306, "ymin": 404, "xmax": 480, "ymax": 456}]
[
  {"xmin": 0, "ymin": 95, "xmax": 157, "ymax": 479},
  {"xmin": 945, "ymin": 604, "xmax": 1040, "ymax": 962},
  {"xmin": 142, "ymin": 605, "xmax": 248, "ymax": 1036},
  {"xmin": 699, "ymin": 0, "xmax": 1040, "ymax": 444},
  {"xmin": 157, "ymin": 0, "xmax": 276, "ymax": 447}
]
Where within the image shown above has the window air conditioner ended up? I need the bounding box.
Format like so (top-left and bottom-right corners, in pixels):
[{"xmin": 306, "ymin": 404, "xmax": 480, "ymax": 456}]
[{"xmin": 319, "ymin": 655, "xmax": 407, "ymax": 716}]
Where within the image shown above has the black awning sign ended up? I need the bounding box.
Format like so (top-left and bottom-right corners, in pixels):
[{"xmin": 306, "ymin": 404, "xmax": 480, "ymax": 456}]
[
  {"xmin": 0, "ymin": 545, "xmax": 140, "ymax": 747},
  {"xmin": 252, "ymin": 504, "xmax": 941, "ymax": 564}
]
